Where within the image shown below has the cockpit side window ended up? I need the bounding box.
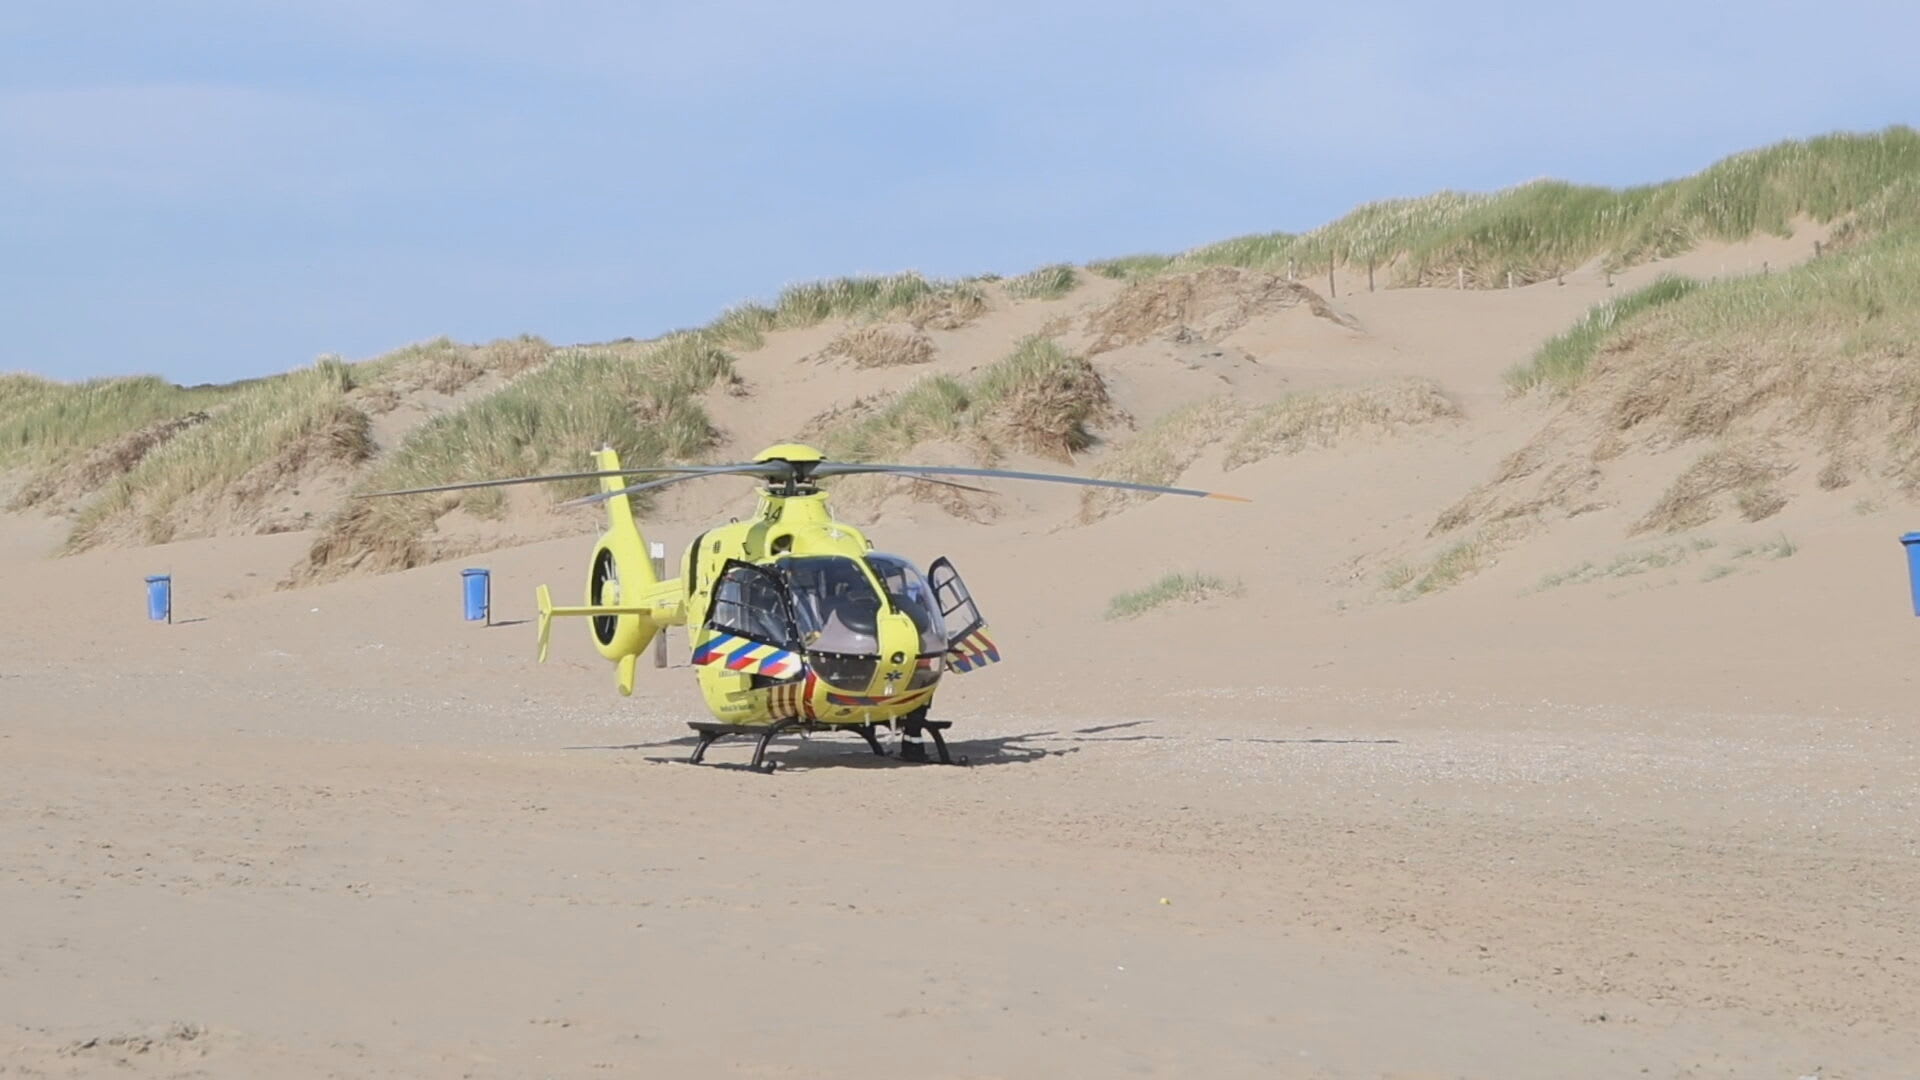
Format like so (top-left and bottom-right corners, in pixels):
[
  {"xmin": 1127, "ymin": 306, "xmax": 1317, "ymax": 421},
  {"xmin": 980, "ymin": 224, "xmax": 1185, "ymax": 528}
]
[
  {"xmin": 707, "ymin": 561, "xmax": 797, "ymax": 647},
  {"xmin": 866, "ymin": 553, "xmax": 948, "ymax": 656}
]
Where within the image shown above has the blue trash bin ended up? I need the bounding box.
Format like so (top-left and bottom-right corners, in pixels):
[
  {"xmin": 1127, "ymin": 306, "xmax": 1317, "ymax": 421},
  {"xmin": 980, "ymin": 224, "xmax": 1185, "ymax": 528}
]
[
  {"xmin": 146, "ymin": 574, "xmax": 172, "ymax": 623},
  {"xmin": 462, "ymin": 568, "xmax": 490, "ymax": 623},
  {"xmin": 1902, "ymin": 534, "xmax": 1920, "ymax": 615}
]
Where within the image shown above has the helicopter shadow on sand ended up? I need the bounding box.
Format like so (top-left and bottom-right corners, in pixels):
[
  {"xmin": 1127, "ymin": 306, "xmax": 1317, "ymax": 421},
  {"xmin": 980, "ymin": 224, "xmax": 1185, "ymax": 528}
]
[
  {"xmin": 565, "ymin": 719, "xmax": 1398, "ymax": 772},
  {"xmin": 566, "ymin": 727, "xmax": 1070, "ymax": 771}
]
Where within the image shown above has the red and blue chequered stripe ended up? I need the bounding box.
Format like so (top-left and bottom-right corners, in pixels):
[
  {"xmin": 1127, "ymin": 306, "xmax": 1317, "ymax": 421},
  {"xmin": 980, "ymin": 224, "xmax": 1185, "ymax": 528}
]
[{"xmin": 945, "ymin": 628, "xmax": 1001, "ymax": 672}]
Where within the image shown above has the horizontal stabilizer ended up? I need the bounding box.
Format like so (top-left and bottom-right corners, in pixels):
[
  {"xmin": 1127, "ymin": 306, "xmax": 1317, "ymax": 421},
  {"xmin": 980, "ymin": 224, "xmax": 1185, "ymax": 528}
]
[
  {"xmin": 544, "ymin": 604, "xmax": 655, "ymax": 618},
  {"xmin": 532, "ymin": 585, "xmax": 649, "ymax": 663}
]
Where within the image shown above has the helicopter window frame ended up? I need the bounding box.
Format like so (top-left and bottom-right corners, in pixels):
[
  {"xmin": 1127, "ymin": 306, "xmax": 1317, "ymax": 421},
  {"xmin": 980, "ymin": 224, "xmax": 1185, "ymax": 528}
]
[
  {"xmin": 777, "ymin": 555, "xmax": 889, "ymax": 658},
  {"xmin": 865, "ymin": 552, "xmax": 949, "ymax": 658},
  {"xmin": 704, "ymin": 559, "xmax": 800, "ymax": 649},
  {"xmin": 926, "ymin": 556, "xmax": 986, "ymax": 644}
]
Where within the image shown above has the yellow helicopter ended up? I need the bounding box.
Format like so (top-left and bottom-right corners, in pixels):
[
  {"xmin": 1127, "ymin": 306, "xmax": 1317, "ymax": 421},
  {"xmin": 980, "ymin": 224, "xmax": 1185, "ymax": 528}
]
[{"xmin": 367, "ymin": 443, "xmax": 1245, "ymax": 770}]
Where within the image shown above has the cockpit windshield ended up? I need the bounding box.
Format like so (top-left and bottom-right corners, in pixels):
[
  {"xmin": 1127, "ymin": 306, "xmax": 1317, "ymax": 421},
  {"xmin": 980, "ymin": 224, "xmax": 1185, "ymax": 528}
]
[
  {"xmin": 866, "ymin": 553, "xmax": 947, "ymax": 656},
  {"xmin": 781, "ymin": 556, "xmax": 882, "ymax": 655}
]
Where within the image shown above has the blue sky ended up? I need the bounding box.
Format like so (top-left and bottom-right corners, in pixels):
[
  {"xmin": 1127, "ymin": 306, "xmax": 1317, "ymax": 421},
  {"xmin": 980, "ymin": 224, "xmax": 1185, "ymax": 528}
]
[{"xmin": 4, "ymin": 1, "xmax": 1916, "ymax": 384}]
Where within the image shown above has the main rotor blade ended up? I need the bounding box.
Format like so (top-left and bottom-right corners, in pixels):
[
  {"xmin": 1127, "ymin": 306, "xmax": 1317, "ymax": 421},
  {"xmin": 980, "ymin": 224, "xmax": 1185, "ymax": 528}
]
[
  {"xmin": 813, "ymin": 462, "xmax": 1250, "ymax": 502},
  {"xmin": 855, "ymin": 473, "xmax": 998, "ymax": 495},
  {"xmin": 560, "ymin": 463, "xmax": 786, "ymax": 508},
  {"xmin": 357, "ymin": 463, "xmax": 764, "ymax": 500},
  {"xmin": 902, "ymin": 474, "xmax": 997, "ymax": 495}
]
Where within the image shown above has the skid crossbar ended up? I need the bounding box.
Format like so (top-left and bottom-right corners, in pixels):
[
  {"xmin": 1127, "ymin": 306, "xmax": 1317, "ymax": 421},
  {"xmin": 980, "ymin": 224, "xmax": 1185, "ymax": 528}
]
[{"xmin": 685, "ymin": 719, "xmax": 952, "ymax": 771}]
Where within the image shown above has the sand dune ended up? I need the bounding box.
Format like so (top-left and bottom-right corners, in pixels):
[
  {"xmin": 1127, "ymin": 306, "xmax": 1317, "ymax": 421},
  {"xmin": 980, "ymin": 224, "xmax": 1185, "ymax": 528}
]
[
  {"xmin": 7, "ymin": 218, "xmax": 1919, "ymax": 1077},
  {"xmin": 10, "ymin": 135, "xmax": 1920, "ymax": 1080}
]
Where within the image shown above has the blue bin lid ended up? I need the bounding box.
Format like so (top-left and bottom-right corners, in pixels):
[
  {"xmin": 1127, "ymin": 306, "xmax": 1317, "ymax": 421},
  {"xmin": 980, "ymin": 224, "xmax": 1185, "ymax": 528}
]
[
  {"xmin": 461, "ymin": 567, "xmax": 489, "ymax": 576},
  {"xmin": 145, "ymin": 574, "xmax": 170, "ymax": 583},
  {"xmin": 1903, "ymin": 533, "xmax": 1920, "ymax": 545}
]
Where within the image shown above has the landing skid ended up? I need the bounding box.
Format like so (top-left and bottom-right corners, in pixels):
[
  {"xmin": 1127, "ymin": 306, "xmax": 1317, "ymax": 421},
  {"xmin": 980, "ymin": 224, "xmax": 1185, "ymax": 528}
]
[{"xmin": 685, "ymin": 719, "xmax": 956, "ymax": 772}]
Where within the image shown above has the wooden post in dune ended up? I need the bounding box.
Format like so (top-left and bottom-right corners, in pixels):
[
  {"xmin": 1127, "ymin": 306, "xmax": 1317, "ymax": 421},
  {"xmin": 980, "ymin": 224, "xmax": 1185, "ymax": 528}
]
[
  {"xmin": 651, "ymin": 541, "xmax": 668, "ymax": 668},
  {"xmin": 1815, "ymin": 240, "xmax": 1824, "ymax": 258},
  {"xmin": 1328, "ymin": 261, "xmax": 1336, "ymax": 298},
  {"xmin": 1507, "ymin": 270, "xmax": 1514, "ymax": 290},
  {"xmin": 1368, "ymin": 259, "xmax": 1375, "ymax": 292},
  {"xmin": 1763, "ymin": 260, "xmax": 1770, "ymax": 275},
  {"xmin": 1456, "ymin": 267, "xmax": 1464, "ymax": 290},
  {"xmin": 1288, "ymin": 257, "xmax": 1296, "ymax": 282}
]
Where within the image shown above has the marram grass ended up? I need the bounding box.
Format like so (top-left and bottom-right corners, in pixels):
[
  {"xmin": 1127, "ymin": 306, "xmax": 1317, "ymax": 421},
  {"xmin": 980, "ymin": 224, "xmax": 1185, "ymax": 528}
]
[
  {"xmin": 1173, "ymin": 127, "xmax": 1920, "ymax": 287},
  {"xmin": 67, "ymin": 357, "xmax": 370, "ymax": 549},
  {"xmin": 1505, "ymin": 275, "xmax": 1702, "ymax": 394},
  {"xmin": 1105, "ymin": 572, "xmax": 1243, "ymax": 620},
  {"xmin": 1004, "ymin": 263, "xmax": 1080, "ymax": 301},
  {"xmin": 818, "ymin": 336, "xmax": 1106, "ymax": 462},
  {"xmin": 303, "ymin": 334, "xmax": 740, "ymax": 576}
]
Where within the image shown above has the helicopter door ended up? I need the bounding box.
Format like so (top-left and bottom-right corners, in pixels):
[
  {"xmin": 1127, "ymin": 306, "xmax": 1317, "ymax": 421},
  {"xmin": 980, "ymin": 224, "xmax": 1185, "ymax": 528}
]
[
  {"xmin": 694, "ymin": 560, "xmax": 804, "ymax": 679},
  {"xmin": 926, "ymin": 557, "xmax": 1001, "ymax": 673}
]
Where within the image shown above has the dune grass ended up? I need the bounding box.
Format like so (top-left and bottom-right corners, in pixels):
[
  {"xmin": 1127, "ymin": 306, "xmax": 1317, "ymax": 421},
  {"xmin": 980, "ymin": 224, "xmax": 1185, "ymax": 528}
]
[
  {"xmin": 66, "ymin": 358, "xmax": 371, "ymax": 548},
  {"xmin": 1105, "ymin": 571, "xmax": 1243, "ymax": 620},
  {"xmin": 1004, "ymin": 263, "xmax": 1080, "ymax": 301},
  {"xmin": 354, "ymin": 334, "xmax": 554, "ymax": 396},
  {"xmin": 1437, "ymin": 202, "xmax": 1920, "ymax": 569},
  {"xmin": 1505, "ymin": 275, "xmax": 1703, "ymax": 394},
  {"xmin": 819, "ymin": 325, "xmax": 935, "ymax": 369},
  {"xmin": 818, "ymin": 336, "xmax": 1110, "ymax": 463},
  {"xmin": 1223, "ymin": 380, "xmax": 1459, "ymax": 467},
  {"xmin": 700, "ymin": 274, "xmax": 997, "ymax": 349},
  {"xmin": 1086, "ymin": 254, "xmax": 1176, "ymax": 281},
  {"xmin": 1077, "ymin": 398, "xmax": 1243, "ymax": 521},
  {"xmin": 1173, "ymin": 128, "xmax": 1920, "ymax": 287},
  {"xmin": 1533, "ymin": 538, "xmax": 1718, "ymax": 591},
  {"xmin": 1392, "ymin": 528, "xmax": 1509, "ymax": 598},
  {"xmin": 1079, "ymin": 380, "xmax": 1457, "ymax": 522},
  {"xmin": 303, "ymin": 335, "xmax": 738, "ymax": 576},
  {"xmin": 0, "ymin": 374, "xmax": 234, "ymax": 469}
]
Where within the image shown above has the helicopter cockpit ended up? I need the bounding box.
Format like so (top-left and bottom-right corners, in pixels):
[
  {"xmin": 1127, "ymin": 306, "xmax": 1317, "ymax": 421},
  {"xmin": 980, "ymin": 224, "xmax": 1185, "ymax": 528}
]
[
  {"xmin": 781, "ymin": 554, "xmax": 946, "ymax": 689},
  {"xmin": 706, "ymin": 552, "xmax": 952, "ymax": 692}
]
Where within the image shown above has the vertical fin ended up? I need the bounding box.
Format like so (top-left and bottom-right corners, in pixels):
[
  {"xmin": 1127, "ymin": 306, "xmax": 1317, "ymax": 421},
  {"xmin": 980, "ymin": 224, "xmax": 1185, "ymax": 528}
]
[{"xmin": 592, "ymin": 447, "xmax": 658, "ymax": 589}]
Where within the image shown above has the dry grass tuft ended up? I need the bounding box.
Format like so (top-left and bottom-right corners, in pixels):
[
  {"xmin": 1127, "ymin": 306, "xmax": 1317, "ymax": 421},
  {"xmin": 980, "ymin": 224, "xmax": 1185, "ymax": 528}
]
[
  {"xmin": 818, "ymin": 337, "xmax": 1114, "ymax": 466},
  {"xmin": 1223, "ymin": 380, "xmax": 1459, "ymax": 468},
  {"xmin": 1078, "ymin": 398, "xmax": 1244, "ymax": 522},
  {"xmin": 1004, "ymin": 264, "xmax": 1080, "ymax": 301},
  {"xmin": 1083, "ymin": 267, "xmax": 1349, "ymax": 354},
  {"xmin": 818, "ymin": 325, "xmax": 935, "ymax": 369},
  {"xmin": 971, "ymin": 337, "xmax": 1113, "ymax": 459},
  {"xmin": 1636, "ymin": 444, "xmax": 1792, "ymax": 533},
  {"xmin": 1079, "ymin": 379, "xmax": 1457, "ymax": 522},
  {"xmin": 904, "ymin": 282, "xmax": 990, "ymax": 330}
]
